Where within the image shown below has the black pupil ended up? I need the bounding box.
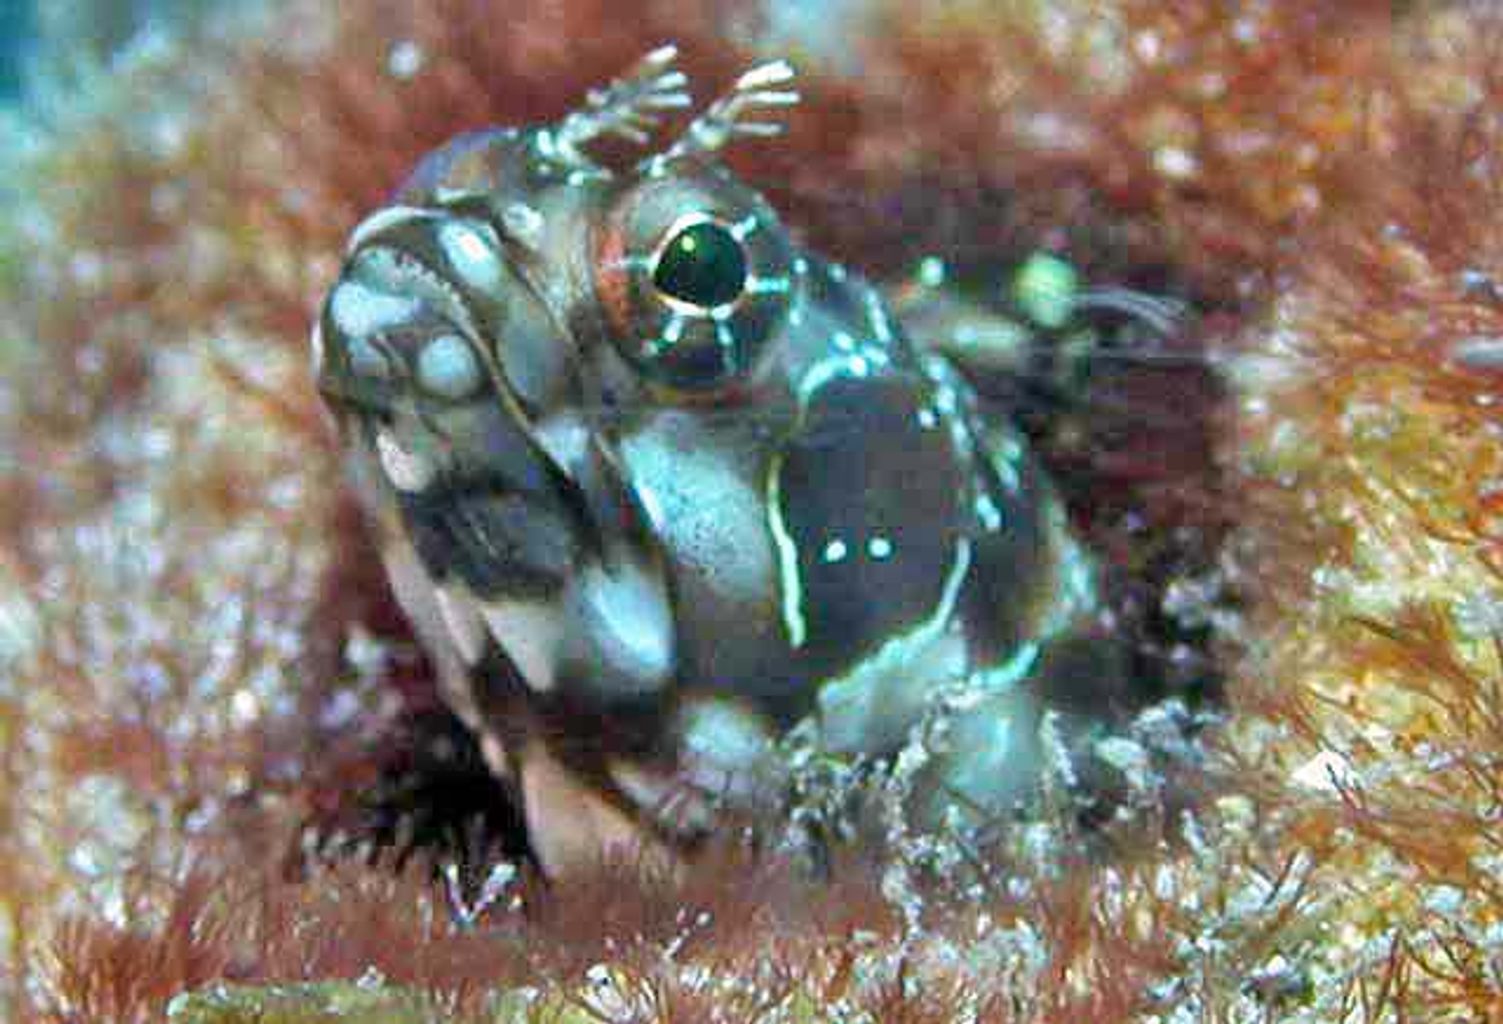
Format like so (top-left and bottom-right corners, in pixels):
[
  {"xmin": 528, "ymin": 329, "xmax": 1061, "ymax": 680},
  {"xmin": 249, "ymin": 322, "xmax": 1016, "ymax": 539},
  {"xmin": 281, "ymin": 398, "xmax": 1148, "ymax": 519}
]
[{"xmin": 653, "ymin": 221, "xmax": 747, "ymax": 308}]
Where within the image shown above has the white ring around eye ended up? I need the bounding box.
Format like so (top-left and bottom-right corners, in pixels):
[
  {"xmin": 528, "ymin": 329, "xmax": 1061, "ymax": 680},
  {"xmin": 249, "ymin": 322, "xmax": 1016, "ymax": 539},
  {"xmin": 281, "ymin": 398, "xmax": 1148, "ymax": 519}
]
[{"xmin": 416, "ymin": 333, "xmax": 484, "ymax": 400}]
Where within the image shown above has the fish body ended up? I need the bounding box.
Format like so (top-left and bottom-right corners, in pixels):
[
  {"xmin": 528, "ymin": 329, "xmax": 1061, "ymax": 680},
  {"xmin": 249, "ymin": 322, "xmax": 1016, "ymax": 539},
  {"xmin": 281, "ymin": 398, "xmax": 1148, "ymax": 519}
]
[{"xmin": 314, "ymin": 50, "xmax": 1109, "ymax": 873}]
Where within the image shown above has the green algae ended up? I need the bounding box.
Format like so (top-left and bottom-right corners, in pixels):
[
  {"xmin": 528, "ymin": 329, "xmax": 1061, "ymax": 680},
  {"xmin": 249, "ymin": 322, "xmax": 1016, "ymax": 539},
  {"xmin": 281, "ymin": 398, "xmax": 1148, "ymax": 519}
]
[
  {"xmin": 164, "ymin": 979, "xmax": 828, "ymax": 1024},
  {"xmin": 166, "ymin": 981, "xmax": 456, "ymax": 1024}
]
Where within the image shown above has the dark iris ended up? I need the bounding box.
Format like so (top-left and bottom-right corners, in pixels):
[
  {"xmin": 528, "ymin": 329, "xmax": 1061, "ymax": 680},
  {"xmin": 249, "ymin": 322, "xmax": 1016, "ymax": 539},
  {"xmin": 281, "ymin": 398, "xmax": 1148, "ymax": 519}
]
[{"xmin": 653, "ymin": 221, "xmax": 747, "ymax": 308}]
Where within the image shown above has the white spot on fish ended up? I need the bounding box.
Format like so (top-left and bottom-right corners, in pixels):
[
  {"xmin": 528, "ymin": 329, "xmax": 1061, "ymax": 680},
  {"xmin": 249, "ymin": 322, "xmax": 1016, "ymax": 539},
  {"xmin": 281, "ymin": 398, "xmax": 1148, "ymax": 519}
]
[
  {"xmin": 416, "ymin": 334, "xmax": 484, "ymax": 400},
  {"xmin": 480, "ymin": 599, "xmax": 563, "ymax": 693},
  {"xmin": 502, "ymin": 202, "xmax": 545, "ymax": 251},
  {"xmin": 570, "ymin": 562, "xmax": 674, "ymax": 693},
  {"xmin": 329, "ymin": 280, "xmax": 418, "ymax": 340},
  {"xmin": 439, "ymin": 220, "xmax": 503, "ymax": 291},
  {"xmin": 375, "ymin": 429, "xmax": 435, "ymax": 492}
]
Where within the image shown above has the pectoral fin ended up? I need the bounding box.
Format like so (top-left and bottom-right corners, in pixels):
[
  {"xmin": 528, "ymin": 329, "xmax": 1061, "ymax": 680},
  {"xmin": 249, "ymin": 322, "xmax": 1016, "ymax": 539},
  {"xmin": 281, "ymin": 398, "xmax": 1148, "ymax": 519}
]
[{"xmin": 517, "ymin": 740, "xmax": 675, "ymax": 878}]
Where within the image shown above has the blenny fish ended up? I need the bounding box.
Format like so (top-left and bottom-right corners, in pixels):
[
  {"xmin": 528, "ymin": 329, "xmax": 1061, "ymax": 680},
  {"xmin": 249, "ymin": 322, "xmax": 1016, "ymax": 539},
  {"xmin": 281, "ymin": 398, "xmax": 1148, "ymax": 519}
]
[{"xmin": 312, "ymin": 48, "xmax": 1125, "ymax": 875}]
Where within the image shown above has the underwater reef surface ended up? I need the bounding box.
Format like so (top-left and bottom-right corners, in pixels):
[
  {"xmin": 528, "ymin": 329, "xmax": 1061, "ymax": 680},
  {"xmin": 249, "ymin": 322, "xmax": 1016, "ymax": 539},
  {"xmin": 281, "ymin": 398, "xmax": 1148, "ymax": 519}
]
[
  {"xmin": 0, "ymin": 0, "xmax": 36, "ymax": 99},
  {"xmin": 0, "ymin": 0, "xmax": 1500, "ymax": 1021},
  {"xmin": 0, "ymin": 0, "xmax": 256, "ymax": 102}
]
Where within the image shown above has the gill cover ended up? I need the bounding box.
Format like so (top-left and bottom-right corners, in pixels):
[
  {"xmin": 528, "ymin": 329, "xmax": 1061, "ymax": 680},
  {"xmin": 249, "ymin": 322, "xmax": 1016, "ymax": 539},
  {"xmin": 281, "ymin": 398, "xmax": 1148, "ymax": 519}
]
[{"xmin": 313, "ymin": 48, "xmax": 740, "ymax": 709}]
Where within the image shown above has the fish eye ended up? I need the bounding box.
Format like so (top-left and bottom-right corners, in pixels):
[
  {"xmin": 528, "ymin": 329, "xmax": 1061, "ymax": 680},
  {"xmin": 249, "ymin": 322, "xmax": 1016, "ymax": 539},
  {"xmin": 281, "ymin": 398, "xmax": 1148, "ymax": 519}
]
[
  {"xmin": 594, "ymin": 175, "xmax": 796, "ymax": 395},
  {"xmin": 652, "ymin": 218, "xmax": 747, "ymax": 310},
  {"xmin": 416, "ymin": 333, "xmax": 486, "ymax": 401}
]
